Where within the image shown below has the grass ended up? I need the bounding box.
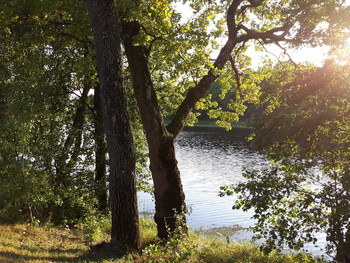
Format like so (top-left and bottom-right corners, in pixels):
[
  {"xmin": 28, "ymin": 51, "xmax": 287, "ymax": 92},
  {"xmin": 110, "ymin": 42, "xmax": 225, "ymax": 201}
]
[
  {"xmin": 0, "ymin": 219, "xmax": 325, "ymax": 263},
  {"xmin": 0, "ymin": 224, "xmax": 87, "ymax": 262}
]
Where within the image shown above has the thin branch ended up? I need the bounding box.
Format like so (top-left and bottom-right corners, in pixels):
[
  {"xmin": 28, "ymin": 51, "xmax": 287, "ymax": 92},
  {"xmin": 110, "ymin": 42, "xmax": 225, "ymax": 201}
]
[
  {"xmin": 147, "ymin": 36, "xmax": 163, "ymax": 55},
  {"xmin": 47, "ymin": 19, "xmax": 72, "ymax": 26},
  {"xmin": 178, "ymin": 52, "xmax": 199, "ymax": 86},
  {"xmin": 233, "ymin": 40, "xmax": 247, "ymax": 61},
  {"xmin": 257, "ymin": 39, "xmax": 280, "ymax": 59},
  {"xmin": 228, "ymin": 54, "xmax": 241, "ymax": 90},
  {"xmin": 59, "ymin": 32, "xmax": 93, "ymax": 45},
  {"xmin": 139, "ymin": 24, "xmax": 164, "ymax": 54},
  {"xmin": 140, "ymin": 24, "xmax": 158, "ymax": 39},
  {"xmin": 237, "ymin": 23, "xmax": 290, "ymax": 36},
  {"xmin": 257, "ymin": 38, "xmax": 298, "ymax": 67},
  {"xmin": 273, "ymin": 41, "xmax": 298, "ymax": 67}
]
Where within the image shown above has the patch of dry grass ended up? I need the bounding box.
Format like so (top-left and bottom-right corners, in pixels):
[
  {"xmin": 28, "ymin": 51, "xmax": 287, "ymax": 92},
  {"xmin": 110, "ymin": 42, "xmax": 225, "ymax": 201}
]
[
  {"xmin": 0, "ymin": 219, "xmax": 160, "ymax": 262},
  {"xmin": 0, "ymin": 224, "xmax": 89, "ymax": 262}
]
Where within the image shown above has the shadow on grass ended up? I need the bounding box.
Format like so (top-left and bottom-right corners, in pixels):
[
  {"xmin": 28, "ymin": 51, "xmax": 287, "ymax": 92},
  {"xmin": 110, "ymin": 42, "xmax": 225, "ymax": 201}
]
[
  {"xmin": 0, "ymin": 227, "xmax": 156, "ymax": 262},
  {"xmin": 0, "ymin": 250, "xmax": 82, "ymax": 262},
  {"xmin": 0, "ymin": 245, "xmax": 127, "ymax": 262},
  {"xmin": 78, "ymin": 249, "xmax": 126, "ymax": 262},
  {"xmin": 4, "ymin": 243, "xmax": 82, "ymax": 255},
  {"xmin": 77, "ymin": 240, "xmax": 159, "ymax": 262}
]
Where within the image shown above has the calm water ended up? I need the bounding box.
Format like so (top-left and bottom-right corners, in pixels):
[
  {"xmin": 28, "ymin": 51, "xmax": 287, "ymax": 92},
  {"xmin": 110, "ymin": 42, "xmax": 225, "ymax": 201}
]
[{"xmin": 138, "ymin": 126, "xmax": 327, "ymax": 257}]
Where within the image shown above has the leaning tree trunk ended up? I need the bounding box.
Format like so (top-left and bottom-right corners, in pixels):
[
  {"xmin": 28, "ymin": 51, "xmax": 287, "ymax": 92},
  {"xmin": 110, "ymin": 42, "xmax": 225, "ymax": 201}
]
[
  {"xmin": 121, "ymin": 18, "xmax": 238, "ymax": 239},
  {"xmin": 149, "ymin": 135, "xmax": 187, "ymax": 239},
  {"xmin": 122, "ymin": 0, "xmax": 278, "ymax": 240},
  {"xmin": 87, "ymin": 0, "xmax": 140, "ymax": 253},
  {"xmin": 53, "ymin": 84, "xmax": 90, "ymax": 223},
  {"xmin": 122, "ymin": 22, "xmax": 186, "ymax": 240}
]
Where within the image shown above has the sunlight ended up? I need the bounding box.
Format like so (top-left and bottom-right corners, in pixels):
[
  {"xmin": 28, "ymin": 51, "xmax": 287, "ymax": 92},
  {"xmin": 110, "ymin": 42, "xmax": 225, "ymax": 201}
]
[
  {"xmin": 174, "ymin": 1, "xmax": 350, "ymax": 68},
  {"xmin": 289, "ymin": 46, "xmax": 331, "ymax": 65}
]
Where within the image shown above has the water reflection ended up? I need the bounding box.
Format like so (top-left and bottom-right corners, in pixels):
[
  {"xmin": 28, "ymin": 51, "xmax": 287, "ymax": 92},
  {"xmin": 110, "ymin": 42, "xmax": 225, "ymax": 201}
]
[
  {"xmin": 175, "ymin": 126, "xmax": 266, "ymax": 229},
  {"xmin": 139, "ymin": 126, "xmax": 266, "ymax": 230},
  {"xmin": 138, "ymin": 126, "xmax": 327, "ymax": 257}
]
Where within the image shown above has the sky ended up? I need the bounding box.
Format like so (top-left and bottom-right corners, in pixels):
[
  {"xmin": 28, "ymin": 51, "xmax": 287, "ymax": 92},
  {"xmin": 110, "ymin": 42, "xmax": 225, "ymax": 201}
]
[{"xmin": 245, "ymin": 45, "xmax": 331, "ymax": 68}]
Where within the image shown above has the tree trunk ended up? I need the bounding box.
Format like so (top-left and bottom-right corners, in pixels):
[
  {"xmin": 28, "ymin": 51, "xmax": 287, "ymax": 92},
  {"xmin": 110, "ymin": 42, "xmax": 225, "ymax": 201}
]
[
  {"xmin": 55, "ymin": 84, "xmax": 90, "ymax": 187},
  {"xmin": 87, "ymin": 0, "xmax": 140, "ymax": 253},
  {"xmin": 150, "ymin": 135, "xmax": 187, "ymax": 240},
  {"xmin": 122, "ymin": 22, "xmax": 186, "ymax": 240},
  {"xmin": 121, "ymin": 0, "xmax": 271, "ymax": 240},
  {"xmin": 121, "ymin": 15, "xmax": 239, "ymax": 239},
  {"xmin": 344, "ymin": 228, "xmax": 350, "ymax": 263},
  {"xmin": 93, "ymin": 84, "xmax": 108, "ymax": 214},
  {"xmin": 53, "ymin": 84, "xmax": 90, "ymax": 223}
]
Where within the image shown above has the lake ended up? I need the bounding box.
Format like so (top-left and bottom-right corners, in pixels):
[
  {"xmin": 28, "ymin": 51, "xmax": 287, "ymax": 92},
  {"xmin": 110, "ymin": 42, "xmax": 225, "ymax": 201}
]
[{"xmin": 138, "ymin": 126, "xmax": 327, "ymax": 257}]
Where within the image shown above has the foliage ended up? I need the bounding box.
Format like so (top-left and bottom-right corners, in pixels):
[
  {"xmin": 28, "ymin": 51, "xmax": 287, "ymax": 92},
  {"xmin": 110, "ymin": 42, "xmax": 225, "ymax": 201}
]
[
  {"xmin": 118, "ymin": 0, "xmax": 350, "ymax": 240},
  {"xmin": 142, "ymin": 228, "xmax": 196, "ymax": 262},
  {"xmin": 222, "ymin": 58, "xmax": 350, "ymax": 261},
  {"xmin": 1, "ymin": 0, "xmax": 350, "ymax": 255},
  {"xmin": 119, "ymin": 0, "xmax": 349, "ymax": 129},
  {"xmin": 206, "ymin": 68, "xmax": 270, "ymax": 130},
  {"xmin": 141, "ymin": 213, "xmax": 197, "ymax": 262},
  {"xmin": 76, "ymin": 214, "xmax": 111, "ymax": 246},
  {"xmin": 0, "ymin": 0, "xmax": 151, "ymax": 225},
  {"xmin": 0, "ymin": 0, "xmax": 97, "ymax": 224}
]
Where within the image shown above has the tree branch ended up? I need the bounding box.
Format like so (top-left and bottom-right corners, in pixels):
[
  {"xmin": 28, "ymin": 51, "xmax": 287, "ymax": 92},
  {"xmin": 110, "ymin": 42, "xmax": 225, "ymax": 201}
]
[
  {"xmin": 237, "ymin": 25, "xmax": 292, "ymax": 44},
  {"xmin": 167, "ymin": 0, "xmax": 245, "ymax": 136},
  {"xmin": 167, "ymin": 2, "xmax": 294, "ymax": 137},
  {"xmin": 59, "ymin": 32, "xmax": 93, "ymax": 45},
  {"xmin": 228, "ymin": 54, "xmax": 241, "ymax": 89},
  {"xmin": 227, "ymin": 0, "xmax": 244, "ymax": 39},
  {"xmin": 273, "ymin": 41, "xmax": 298, "ymax": 67}
]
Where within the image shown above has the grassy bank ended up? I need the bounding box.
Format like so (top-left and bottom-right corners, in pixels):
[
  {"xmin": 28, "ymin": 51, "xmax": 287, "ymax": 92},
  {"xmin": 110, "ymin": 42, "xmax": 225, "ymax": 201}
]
[{"xmin": 0, "ymin": 219, "xmax": 323, "ymax": 263}]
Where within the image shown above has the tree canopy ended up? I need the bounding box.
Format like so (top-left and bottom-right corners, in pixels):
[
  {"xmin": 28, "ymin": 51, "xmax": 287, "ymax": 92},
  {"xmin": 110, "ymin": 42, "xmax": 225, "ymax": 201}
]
[
  {"xmin": 0, "ymin": 0, "xmax": 350, "ymax": 258},
  {"xmin": 118, "ymin": 0, "xmax": 350, "ymax": 239},
  {"xmin": 221, "ymin": 57, "xmax": 350, "ymax": 261}
]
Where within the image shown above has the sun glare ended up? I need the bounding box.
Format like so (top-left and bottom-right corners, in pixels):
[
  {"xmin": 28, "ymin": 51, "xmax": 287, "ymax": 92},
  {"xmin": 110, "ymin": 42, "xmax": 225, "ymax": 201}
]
[
  {"xmin": 290, "ymin": 46, "xmax": 331, "ymax": 66},
  {"xmin": 174, "ymin": 1, "xmax": 350, "ymax": 68}
]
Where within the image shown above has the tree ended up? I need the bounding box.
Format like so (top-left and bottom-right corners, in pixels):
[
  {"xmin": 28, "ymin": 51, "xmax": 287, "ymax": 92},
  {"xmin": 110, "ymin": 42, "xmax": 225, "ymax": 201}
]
[
  {"xmin": 87, "ymin": 0, "xmax": 141, "ymax": 253},
  {"xmin": 225, "ymin": 59, "xmax": 350, "ymax": 262},
  {"xmin": 0, "ymin": 0, "xmax": 100, "ymax": 224},
  {"xmin": 119, "ymin": 0, "xmax": 349, "ymax": 239},
  {"xmin": 1, "ymin": 0, "xmax": 348, "ymax": 250},
  {"xmin": 0, "ymin": 0, "xmax": 149, "ymax": 226}
]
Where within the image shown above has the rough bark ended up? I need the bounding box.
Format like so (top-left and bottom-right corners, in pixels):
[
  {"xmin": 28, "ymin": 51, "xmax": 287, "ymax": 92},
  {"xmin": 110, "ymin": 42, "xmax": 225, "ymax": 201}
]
[
  {"xmin": 122, "ymin": 22, "xmax": 187, "ymax": 240},
  {"xmin": 87, "ymin": 0, "xmax": 140, "ymax": 253},
  {"xmin": 93, "ymin": 84, "xmax": 108, "ymax": 214}
]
